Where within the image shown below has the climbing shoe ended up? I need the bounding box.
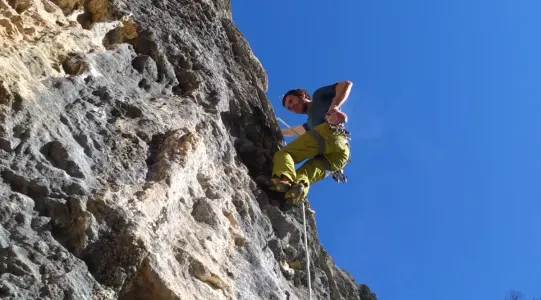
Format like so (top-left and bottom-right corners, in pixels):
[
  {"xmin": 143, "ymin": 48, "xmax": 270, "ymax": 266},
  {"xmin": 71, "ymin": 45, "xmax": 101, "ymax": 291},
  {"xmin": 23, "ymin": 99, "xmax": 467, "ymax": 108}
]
[
  {"xmin": 285, "ymin": 181, "xmax": 308, "ymax": 205},
  {"xmin": 258, "ymin": 175, "xmax": 292, "ymax": 193},
  {"xmin": 268, "ymin": 176, "xmax": 293, "ymax": 193}
]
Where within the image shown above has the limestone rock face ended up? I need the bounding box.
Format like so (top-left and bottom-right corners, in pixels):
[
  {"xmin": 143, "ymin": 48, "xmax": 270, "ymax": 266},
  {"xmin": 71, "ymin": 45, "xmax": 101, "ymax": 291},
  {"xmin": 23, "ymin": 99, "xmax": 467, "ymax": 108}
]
[{"xmin": 0, "ymin": 0, "xmax": 370, "ymax": 299}]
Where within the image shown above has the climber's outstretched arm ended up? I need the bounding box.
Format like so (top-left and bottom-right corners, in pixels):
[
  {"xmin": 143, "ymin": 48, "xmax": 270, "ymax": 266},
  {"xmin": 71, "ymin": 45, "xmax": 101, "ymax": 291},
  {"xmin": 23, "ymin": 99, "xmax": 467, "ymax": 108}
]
[
  {"xmin": 281, "ymin": 125, "xmax": 306, "ymax": 137},
  {"xmin": 329, "ymin": 80, "xmax": 353, "ymax": 111}
]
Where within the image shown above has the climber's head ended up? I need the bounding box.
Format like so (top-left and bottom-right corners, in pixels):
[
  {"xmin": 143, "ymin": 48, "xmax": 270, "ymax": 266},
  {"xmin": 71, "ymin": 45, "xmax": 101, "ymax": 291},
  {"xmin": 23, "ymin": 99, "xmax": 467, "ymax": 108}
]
[{"xmin": 282, "ymin": 89, "xmax": 311, "ymax": 114}]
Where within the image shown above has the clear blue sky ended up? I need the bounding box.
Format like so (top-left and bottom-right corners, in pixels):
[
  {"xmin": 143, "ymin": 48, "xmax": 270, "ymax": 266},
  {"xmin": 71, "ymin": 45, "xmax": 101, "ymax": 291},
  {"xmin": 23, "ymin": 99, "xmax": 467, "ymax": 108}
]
[{"xmin": 230, "ymin": 1, "xmax": 541, "ymax": 299}]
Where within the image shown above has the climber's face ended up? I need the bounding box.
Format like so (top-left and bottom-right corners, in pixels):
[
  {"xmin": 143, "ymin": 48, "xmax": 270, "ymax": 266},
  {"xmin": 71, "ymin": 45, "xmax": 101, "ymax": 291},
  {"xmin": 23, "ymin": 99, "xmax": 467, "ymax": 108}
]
[{"xmin": 284, "ymin": 94, "xmax": 308, "ymax": 114}]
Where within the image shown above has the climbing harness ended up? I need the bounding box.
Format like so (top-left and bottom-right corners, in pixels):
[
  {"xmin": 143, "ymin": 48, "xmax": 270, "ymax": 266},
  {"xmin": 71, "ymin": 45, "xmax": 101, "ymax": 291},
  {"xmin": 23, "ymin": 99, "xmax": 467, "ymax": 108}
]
[
  {"xmin": 307, "ymin": 123, "xmax": 352, "ymax": 184},
  {"xmin": 328, "ymin": 123, "xmax": 352, "ymax": 184},
  {"xmin": 332, "ymin": 123, "xmax": 352, "ymax": 183},
  {"xmin": 276, "ymin": 116, "xmax": 351, "ymax": 184}
]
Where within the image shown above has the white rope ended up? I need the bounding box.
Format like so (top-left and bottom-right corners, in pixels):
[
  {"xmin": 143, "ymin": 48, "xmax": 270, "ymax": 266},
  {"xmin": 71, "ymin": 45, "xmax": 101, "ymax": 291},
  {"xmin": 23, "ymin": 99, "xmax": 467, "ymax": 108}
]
[
  {"xmin": 276, "ymin": 117, "xmax": 303, "ymax": 137},
  {"xmin": 302, "ymin": 202, "xmax": 312, "ymax": 300},
  {"xmin": 276, "ymin": 116, "xmax": 312, "ymax": 299},
  {"xmin": 276, "ymin": 116, "xmax": 289, "ymax": 128}
]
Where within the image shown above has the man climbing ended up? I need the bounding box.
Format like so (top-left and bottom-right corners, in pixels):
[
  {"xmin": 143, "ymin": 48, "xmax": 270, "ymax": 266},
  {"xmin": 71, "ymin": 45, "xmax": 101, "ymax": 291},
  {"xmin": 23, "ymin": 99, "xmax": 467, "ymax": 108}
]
[{"xmin": 265, "ymin": 80, "xmax": 353, "ymax": 206}]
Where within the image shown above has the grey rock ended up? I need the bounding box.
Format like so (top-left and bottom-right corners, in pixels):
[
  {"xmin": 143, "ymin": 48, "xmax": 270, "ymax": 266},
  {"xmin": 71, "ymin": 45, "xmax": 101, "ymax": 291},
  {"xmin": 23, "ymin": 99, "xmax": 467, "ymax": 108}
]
[
  {"xmin": 191, "ymin": 198, "xmax": 220, "ymax": 227},
  {"xmin": 0, "ymin": 0, "xmax": 374, "ymax": 299},
  {"xmin": 131, "ymin": 55, "xmax": 158, "ymax": 82}
]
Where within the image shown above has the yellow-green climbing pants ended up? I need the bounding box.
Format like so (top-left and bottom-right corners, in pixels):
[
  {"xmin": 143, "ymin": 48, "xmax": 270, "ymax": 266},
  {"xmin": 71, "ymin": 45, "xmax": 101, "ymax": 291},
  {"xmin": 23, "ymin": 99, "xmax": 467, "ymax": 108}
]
[{"xmin": 272, "ymin": 122, "xmax": 350, "ymax": 195}]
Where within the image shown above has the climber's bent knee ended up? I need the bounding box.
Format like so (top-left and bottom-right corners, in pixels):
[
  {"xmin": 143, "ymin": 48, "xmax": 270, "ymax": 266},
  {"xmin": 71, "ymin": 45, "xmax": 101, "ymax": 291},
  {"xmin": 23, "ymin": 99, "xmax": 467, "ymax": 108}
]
[{"xmin": 272, "ymin": 150, "xmax": 295, "ymax": 182}]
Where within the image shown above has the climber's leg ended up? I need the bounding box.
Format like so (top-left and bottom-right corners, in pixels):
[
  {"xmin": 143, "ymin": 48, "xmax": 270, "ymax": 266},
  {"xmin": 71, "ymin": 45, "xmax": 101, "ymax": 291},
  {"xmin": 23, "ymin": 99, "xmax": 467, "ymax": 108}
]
[
  {"xmin": 285, "ymin": 124, "xmax": 351, "ymax": 204},
  {"xmin": 270, "ymin": 131, "xmax": 319, "ymax": 191},
  {"xmin": 284, "ymin": 156, "xmax": 328, "ymax": 205},
  {"xmin": 296, "ymin": 156, "xmax": 330, "ymax": 186}
]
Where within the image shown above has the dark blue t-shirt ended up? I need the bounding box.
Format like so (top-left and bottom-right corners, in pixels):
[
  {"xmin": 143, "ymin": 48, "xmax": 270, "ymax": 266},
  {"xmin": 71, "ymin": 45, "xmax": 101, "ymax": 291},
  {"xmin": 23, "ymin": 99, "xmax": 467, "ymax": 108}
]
[{"xmin": 302, "ymin": 83, "xmax": 337, "ymax": 131}]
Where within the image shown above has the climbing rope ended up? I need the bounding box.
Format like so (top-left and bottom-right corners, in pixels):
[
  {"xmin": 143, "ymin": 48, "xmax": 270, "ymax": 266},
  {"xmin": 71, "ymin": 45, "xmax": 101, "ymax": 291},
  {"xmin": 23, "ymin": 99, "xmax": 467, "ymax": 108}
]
[
  {"xmin": 276, "ymin": 117, "xmax": 302, "ymax": 136},
  {"xmin": 277, "ymin": 116, "xmax": 313, "ymax": 299},
  {"xmin": 302, "ymin": 202, "xmax": 312, "ymax": 300}
]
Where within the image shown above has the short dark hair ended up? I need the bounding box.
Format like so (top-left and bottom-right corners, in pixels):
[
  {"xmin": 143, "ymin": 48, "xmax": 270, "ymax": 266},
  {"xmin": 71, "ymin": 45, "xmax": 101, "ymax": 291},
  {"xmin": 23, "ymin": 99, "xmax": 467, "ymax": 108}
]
[{"xmin": 282, "ymin": 89, "xmax": 311, "ymax": 106}]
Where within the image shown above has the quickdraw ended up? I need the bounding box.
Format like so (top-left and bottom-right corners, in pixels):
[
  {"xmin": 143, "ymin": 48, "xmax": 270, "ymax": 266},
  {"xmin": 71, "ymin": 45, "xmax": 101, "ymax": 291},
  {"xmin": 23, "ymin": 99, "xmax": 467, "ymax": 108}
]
[
  {"xmin": 329, "ymin": 123, "xmax": 351, "ymax": 141},
  {"xmin": 331, "ymin": 169, "xmax": 348, "ymax": 183}
]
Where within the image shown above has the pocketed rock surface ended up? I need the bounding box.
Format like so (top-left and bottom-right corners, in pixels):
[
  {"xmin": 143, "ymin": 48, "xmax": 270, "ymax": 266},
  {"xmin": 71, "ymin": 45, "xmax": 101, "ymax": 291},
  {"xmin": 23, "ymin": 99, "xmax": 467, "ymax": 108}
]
[{"xmin": 0, "ymin": 0, "xmax": 374, "ymax": 299}]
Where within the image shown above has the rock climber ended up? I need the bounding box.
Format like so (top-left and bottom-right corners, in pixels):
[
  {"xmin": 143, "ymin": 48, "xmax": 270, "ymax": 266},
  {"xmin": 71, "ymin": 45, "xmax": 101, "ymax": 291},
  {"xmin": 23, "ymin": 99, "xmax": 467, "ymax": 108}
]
[{"xmin": 265, "ymin": 80, "xmax": 353, "ymax": 206}]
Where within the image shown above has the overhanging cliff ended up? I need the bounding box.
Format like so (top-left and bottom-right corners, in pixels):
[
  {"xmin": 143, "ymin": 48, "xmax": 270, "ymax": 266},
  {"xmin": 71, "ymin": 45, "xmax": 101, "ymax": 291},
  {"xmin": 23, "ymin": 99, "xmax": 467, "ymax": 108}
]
[{"xmin": 0, "ymin": 0, "xmax": 375, "ymax": 299}]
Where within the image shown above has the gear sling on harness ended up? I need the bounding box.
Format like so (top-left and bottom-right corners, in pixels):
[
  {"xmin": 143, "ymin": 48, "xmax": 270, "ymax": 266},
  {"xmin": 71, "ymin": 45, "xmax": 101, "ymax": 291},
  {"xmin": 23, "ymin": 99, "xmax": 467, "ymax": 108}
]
[
  {"xmin": 272, "ymin": 119, "xmax": 351, "ymax": 195},
  {"xmin": 307, "ymin": 124, "xmax": 351, "ymax": 183}
]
